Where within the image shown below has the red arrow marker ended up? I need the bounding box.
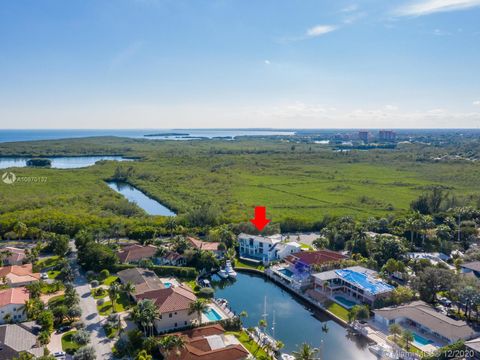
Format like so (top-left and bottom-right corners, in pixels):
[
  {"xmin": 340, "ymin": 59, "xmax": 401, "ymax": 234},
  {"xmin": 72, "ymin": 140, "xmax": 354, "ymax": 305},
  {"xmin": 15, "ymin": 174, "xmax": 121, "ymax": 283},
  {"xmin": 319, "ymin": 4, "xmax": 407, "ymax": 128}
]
[{"xmin": 250, "ymin": 206, "xmax": 271, "ymax": 231}]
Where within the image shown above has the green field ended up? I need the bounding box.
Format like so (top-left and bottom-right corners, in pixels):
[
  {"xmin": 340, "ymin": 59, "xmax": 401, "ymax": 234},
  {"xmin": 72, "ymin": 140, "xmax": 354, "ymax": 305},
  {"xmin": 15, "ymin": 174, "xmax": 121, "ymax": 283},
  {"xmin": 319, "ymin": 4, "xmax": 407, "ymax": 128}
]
[{"xmin": 1, "ymin": 137, "xmax": 480, "ymax": 227}]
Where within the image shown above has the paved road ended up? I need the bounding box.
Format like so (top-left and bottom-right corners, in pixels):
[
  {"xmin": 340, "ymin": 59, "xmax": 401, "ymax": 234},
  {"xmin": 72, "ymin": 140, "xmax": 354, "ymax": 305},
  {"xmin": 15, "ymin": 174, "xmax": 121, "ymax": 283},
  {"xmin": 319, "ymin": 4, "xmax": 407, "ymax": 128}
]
[{"xmin": 69, "ymin": 242, "xmax": 114, "ymax": 360}]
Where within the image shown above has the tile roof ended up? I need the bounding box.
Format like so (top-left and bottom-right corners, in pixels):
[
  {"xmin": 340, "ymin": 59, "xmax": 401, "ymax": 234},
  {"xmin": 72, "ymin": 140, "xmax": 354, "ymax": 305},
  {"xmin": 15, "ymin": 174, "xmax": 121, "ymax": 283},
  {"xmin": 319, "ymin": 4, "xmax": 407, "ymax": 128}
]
[
  {"xmin": 0, "ymin": 323, "xmax": 44, "ymax": 359},
  {"xmin": 0, "ymin": 264, "xmax": 40, "ymax": 284},
  {"xmin": 187, "ymin": 237, "xmax": 220, "ymax": 252},
  {"xmin": 284, "ymin": 249, "xmax": 347, "ymax": 266},
  {"xmin": 137, "ymin": 285, "xmax": 197, "ymax": 313},
  {"xmin": 0, "ymin": 247, "xmax": 26, "ymax": 264},
  {"xmin": 165, "ymin": 325, "xmax": 250, "ymax": 360},
  {"xmin": 374, "ymin": 301, "xmax": 478, "ymax": 342},
  {"xmin": 117, "ymin": 244, "xmax": 157, "ymax": 263},
  {"xmin": 117, "ymin": 268, "xmax": 164, "ymax": 296},
  {"xmin": 461, "ymin": 261, "xmax": 480, "ymax": 272},
  {"xmin": 0, "ymin": 287, "xmax": 29, "ymax": 308},
  {"xmin": 466, "ymin": 337, "xmax": 480, "ymax": 352}
]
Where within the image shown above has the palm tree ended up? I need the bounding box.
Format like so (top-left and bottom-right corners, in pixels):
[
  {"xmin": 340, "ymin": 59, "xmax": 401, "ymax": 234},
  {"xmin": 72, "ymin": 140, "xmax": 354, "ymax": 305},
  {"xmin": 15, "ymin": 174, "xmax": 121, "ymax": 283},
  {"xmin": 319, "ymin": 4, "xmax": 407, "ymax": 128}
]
[
  {"xmin": 402, "ymin": 330, "xmax": 414, "ymax": 351},
  {"xmin": 188, "ymin": 299, "xmax": 208, "ymax": 325},
  {"xmin": 159, "ymin": 335, "xmax": 185, "ymax": 359},
  {"xmin": 0, "ymin": 249, "xmax": 12, "ymax": 266},
  {"xmin": 108, "ymin": 283, "xmax": 120, "ymax": 313},
  {"xmin": 292, "ymin": 342, "xmax": 320, "ymax": 360},
  {"xmin": 166, "ymin": 218, "xmax": 177, "ymax": 239},
  {"xmin": 131, "ymin": 299, "xmax": 160, "ymax": 337},
  {"xmin": 389, "ymin": 323, "xmax": 402, "ymax": 343},
  {"xmin": 239, "ymin": 310, "xmax": 248, "ymax": 321},
  {"xmin": 122, "ymin": 281, "xmax": 135, "ymax": 299}
]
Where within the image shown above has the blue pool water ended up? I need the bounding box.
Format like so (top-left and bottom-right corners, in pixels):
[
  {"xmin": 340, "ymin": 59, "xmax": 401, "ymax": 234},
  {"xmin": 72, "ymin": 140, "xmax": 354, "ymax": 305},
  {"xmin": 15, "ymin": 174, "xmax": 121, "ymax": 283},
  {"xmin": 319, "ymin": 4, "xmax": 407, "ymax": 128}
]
[
  {"xmin": 279, "ymin": 268, "xmax": 294, "ymax": 277},
  {"xmin": 204, "ymin": 307, "xmax": 222, "ymax": 321},
  {"xmin": 413, "ymin": 333, "xmax": 433, "ymax": 346},
  {"xmin": 335, "ymin": 296, "xmax": 357, "ymax": 308},
  {"xmin": 164, "ymin": 282, "xmax": 172, "ymax": 288}
]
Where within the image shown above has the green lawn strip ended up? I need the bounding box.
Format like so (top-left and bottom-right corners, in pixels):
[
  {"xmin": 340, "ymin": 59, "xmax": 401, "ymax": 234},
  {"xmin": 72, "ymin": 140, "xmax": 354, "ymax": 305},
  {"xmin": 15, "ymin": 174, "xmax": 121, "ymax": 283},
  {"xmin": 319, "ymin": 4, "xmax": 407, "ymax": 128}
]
[
  {"xmin": 102, "ymin": 275, "xmax": 119, "ymax": 286},
  {"xmin": 325, "ymin": 302, "xmax": 349, "ymax": 322},
  {"xmin": 40, "ymin": 281, "xmax": 64, "ymax": 295},
  {"xmin": 104, "ymin": 325, "xmax": 118, "ymax": 339},
  {"xmin": 61, "ymin": 330, "xmax": 80, "ymax": 354},
  {"xmin": 387, "ymin": 336, "xmax": 425, "ymax": 356},
  {"xmin": 47, "ymin": 270, "xmax": 61, "ymax": 279},
  {"xmin": 48, "ymin": 294, "xmax": 65, "ymax": 307},
  {"xmin": 98, "ymin": 292, "xmax": 132, "ymax": 316},
  {"xmin": 235, "ymin": 258, "xmax": 264, "ymax": 271},
  {"xmin": 92, "ymin": 288, "xmax": 108, "ymax": 299},
  {"xmin": 226, "ymin": 331, "xmax": 271, "ymax": 359},
  {"xmin": 37, "ymin": 255, "xmax": 61, "ymax": 270}
]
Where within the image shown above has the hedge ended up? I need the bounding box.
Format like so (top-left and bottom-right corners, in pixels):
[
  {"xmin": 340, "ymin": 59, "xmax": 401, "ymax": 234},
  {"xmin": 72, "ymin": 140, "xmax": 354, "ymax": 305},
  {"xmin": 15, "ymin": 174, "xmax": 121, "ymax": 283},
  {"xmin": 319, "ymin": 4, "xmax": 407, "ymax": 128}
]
[{"xmin": 111, "ymin": 264, "xmax": 198, "ymax": 279}]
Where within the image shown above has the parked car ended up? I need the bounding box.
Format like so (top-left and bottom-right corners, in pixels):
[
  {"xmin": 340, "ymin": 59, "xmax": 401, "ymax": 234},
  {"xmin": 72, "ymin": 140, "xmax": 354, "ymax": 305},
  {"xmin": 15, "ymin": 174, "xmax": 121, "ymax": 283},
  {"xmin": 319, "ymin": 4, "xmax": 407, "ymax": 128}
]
[
  {"xmin": 53, "ymin": 351, "xmax": 66, "ymax": 358},
  {"xmin": 56, "ymin": 326, "xmax": 71, "ymax": 334},
  {"xmin": 40, "ymin": 272, "xmax": 49, "ymax": 280}
]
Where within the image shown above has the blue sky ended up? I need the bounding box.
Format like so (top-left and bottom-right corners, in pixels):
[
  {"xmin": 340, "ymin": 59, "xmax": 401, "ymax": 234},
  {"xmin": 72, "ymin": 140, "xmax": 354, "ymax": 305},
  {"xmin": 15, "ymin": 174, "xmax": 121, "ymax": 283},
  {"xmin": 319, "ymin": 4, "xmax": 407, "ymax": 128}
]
[{"xmin": 0, "ymin": 0, "xmax": 479, "ymax": 128}]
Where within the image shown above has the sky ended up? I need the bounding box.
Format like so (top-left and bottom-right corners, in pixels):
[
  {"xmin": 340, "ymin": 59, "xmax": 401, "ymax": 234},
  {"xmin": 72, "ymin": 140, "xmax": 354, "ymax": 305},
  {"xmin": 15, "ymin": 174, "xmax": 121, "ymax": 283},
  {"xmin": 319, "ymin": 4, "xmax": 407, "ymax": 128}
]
[{"xmin": 0, "ymin": 0, "xmax": 480, "ymax": 129}]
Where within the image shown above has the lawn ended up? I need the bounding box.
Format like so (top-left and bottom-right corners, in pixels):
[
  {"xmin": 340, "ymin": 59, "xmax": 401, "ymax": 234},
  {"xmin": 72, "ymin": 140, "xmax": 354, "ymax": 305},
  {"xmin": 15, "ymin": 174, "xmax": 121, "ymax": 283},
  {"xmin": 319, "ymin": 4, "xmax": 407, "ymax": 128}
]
[
  {"xmin": 98, "ymin": 292, "xmax": 132, "ymax": 316},
  {"xmin": 102, "ymin": 275, "xmax": 119, "ymax": 286},
  {"xmin": 61, "ymin": 331, "xmax": 81, "ymax": 354},
  {"xmin": 36, "ymin": 256, "xmax": 61, "ymax": 270},
  {"xmin": 92, "ymin": 288, "xmax": 108, "ymax": 299},
  {"xmin": 47, "ymin": 270, "xmax": 61, "ymax": 279},
  {"xmin": 235, "ymin": 258, "xmax": 264, "ymax": 271},
  {"xmin": 325, "ymin": 301, "xmax": 349, "ymax": 322},
  {"xmin": 48, "ymin": 294, "xmax": 65, "ymax": 307},
  {"xmin": 227, "ymin": 331, "xmax": 272, "ymax": 359},
  {"xmin": 388, "ymin": 335, "xmax": 424, "ymax": 356}
]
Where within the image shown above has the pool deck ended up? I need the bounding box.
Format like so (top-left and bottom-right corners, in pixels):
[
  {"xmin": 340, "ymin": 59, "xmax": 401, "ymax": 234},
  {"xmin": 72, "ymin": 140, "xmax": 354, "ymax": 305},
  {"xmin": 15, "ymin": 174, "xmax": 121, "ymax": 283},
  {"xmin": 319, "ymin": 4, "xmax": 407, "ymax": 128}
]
[{"xmin": 201, "ymin": 302, "xmax": 233, "ymax": 324}]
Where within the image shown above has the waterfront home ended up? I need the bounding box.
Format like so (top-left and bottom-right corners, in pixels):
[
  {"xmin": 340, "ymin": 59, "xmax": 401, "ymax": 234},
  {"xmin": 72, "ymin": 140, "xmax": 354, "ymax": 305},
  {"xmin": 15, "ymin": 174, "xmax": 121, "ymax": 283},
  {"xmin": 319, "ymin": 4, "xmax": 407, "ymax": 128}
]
[
  {"xmin": 0, "ymin": 287, "xmax": 29, "ymax": 324},
  {"xmin": 163, "ymin": 324, "xmax": 250, "ymax": 360},
  {"xmin": 0, "ymin": 322, "xmax": 43, "ymax": 359},
  {"xmin": 461, "ymin": 261, "xmax": 480, "ymax": 279},
  {"xmin": 187, "ymin": 237, "xmax": 224, "ymax": 258},
  {"xmin": 237, "ymin": 233, "xmax": 301, "ymax": 264},
  {"xmin": 374, "ymin": 301, "xmax": 478, "ymax": 347},
  {"xmin": 0, "ymin": 247, "xmax": 26, "ymax": 265},
  {"xmin": 0, "ymin": 264, "xmax": 40, "ymax": 287},
  {"xmin": 269, "ymin": 249, "xmax": 347, "ymax": 289},
  {"xmin": 465, "ymin": 337, "xmax": 480, "ymax": 359},
  {"xmin": 157, "ymin": 251, "xmax": 187, "ymax": 266},
  {"xmin": 117, "ymin": 268, "xmax": 164, "ymax": 300},
  {"xmin": 137, "ymin": 285, "xmax": 199, "ymax": 333},
  {"xmin": 116, "ymin": 244, "xmax": 158, "ymax": 264},
  {"xmin": 407, "ymin": 252, "xmax": 454, "ymax": 270},
  {"xmin": 312, "ymin": 266, "xmax": 394, "ymax": 307}
]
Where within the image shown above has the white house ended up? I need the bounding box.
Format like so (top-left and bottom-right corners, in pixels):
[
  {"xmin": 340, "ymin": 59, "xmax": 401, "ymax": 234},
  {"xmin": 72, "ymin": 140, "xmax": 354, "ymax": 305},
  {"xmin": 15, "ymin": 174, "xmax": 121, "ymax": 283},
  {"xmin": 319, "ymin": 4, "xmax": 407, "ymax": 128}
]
[
  {"xmin": 237, "ymin": 233, "xmax": 301, "ymax": 264},
  {"xmin": 0, "ymin": 287, "xmax": 29, "ymax": 324}
]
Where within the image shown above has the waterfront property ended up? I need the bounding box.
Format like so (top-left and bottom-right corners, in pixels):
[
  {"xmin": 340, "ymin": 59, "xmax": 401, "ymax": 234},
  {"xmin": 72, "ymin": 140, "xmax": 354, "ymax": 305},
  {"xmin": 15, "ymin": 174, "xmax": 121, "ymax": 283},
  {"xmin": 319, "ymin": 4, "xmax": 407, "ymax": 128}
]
[
  {"xmin": 465, "ymin": 337, "xmax": 480, "ymax": 359},
  {"xmin": 312, "ymin": 266, "xmax": 394, "ymax": 306},
  {"xmin": 0, "ymin": 264, "xmax": 40, "ymax": 287},
  {"xmin": 0, "ymin": 247, "xmax": 26, "ymax": 265},
  {"xmin": 407, "ymin": 252, "xmax": 454, "ymax": 270},
  {"xmin": 0, "ymin": 322, "xmax": 44, "ymax": 359},
  {"xmin": 461, "ymin": 261, "xmax": 480, "ymax": 279},
  {"xmin": 374, "ymin": 301, "xmax": 478, "ymax": 350},
  {"xmin": 156, "ymin": 251, "xmax": 187, "ymax": 266},
  {"xmin": 237, "ymin": 233, "xmax": 301, "ymax": 264},
  {"xmin": 116, "ymin": 244, "xmax": 158, "ymax": 264},
  {"xmin": 187, "ymin": 237, "xmax": 224, "ymax": 258},
  {"xmin": 0, "ymin": 287, "xmax": 29, "ymax": 324},
  {"xmin": 117, "ymin": 268, "xmax": 164, "ymax": 300},
  {"xmin": 163, "ymin": 324, "xmax": 250, "ymax": 360}
]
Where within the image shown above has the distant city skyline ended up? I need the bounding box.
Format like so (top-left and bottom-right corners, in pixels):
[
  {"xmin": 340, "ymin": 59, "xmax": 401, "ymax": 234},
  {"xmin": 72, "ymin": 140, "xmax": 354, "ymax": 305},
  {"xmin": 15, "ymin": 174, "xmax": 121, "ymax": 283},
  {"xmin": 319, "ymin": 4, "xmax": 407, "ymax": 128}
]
[{"xmin": 0, "ymin": 0, "xmax": 479, "ymax": 129}]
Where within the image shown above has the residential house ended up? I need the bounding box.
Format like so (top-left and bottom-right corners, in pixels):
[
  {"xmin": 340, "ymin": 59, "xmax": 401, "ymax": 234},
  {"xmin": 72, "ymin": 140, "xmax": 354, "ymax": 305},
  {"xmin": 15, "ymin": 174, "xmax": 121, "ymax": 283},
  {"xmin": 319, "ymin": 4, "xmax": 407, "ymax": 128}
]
[
  {"xmin": 0, "ymin": 247, "xmax": 26, "ymax": 265},
  {"xmin": 312, "ymin": 266, "xmax": 394, "ymax": 306},
  {"xmin": 117, "ymin": 268, "xmax": 165, "ymax": 300},
  {"xmin": 237, "ymin": 233, "xmax": 302, "ymax": 264},
  {"xmin": 0, "ymin": 322, "xmax": 43, "ymax": 359},
  {"xmin": 163, "ymin": 324, "xmax": 250, "ymax": 360},
  {"xmin": 157, "ymin": 251, "xmax": 187, "ymax": 266},
  {"xmin": 466, "ymin": 337, "xmax": 480, "ymax": 359},
  {"xmin": 187, "ymin": 237, "xmax": 224, "ymax": 258},
  {"xmin": 0, "ymin": 287, "xmax": 29, "ymax": 324},
  {"xmin": 461, "ymin": 261, "xmax": 480, "ymax": 279},
  {"xmin": 407, "ymin": 252, "xmax": 454, "ymax": 270},
  {"xmin": 0, "ymin": 264, "xmax": 40, "ymax": 287},
  {"xmin": 137, "ymin": 285, "xmax": 198, "ymax": 333},
  {"xmin": 117, "ymin": 244, "xmax": 158, "ymax": 264},
  {"xmin": 374, "ymin": 301, "xmax": 478, "ymax": 346}
]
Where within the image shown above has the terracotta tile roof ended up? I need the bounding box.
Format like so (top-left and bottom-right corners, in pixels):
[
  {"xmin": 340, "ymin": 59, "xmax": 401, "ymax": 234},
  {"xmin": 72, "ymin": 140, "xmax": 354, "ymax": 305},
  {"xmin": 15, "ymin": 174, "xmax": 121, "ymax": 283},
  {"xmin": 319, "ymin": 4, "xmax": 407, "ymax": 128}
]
[
  {"xmin": 284, "ymin": 249, "xmax": 347, "ymax": 267},
  {"xmin": 165, "ymin": 325, "xmax": 250, "ymax": 360},
  {"xmin": 187, "ymin": 237, "xmax": 220, "ymax": 252},
  {"xmin": 117, "ymin": 244, "xmax": 157, "ymax": 263},
  {"xmin": 1, "ymin": 247, "xmax": 26, "ymax": 265},
  {"xmin": 0, "ymin": 287, "xmax": 29, "ymax": 308},
  {"xmin": 0, "ymin": 264, "xmax": 40, "ymax": 283},
  {"xmin": 137, "ymin": 285, "xmax": 197, "ymax": 313},
  {"xmin": 165, "ymin": 251, "xmax": 184, "ymax": 261}
]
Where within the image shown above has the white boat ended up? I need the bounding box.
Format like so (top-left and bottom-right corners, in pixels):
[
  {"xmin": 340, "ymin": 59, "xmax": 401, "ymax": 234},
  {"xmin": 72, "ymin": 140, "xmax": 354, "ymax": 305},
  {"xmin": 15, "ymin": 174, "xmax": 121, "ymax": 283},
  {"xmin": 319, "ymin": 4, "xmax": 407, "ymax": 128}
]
[
  {"xmin": 368, "ymin": 344, "xmax": 398, "ymax": 360},
  {"xmin": 281, "ymin": 354, "xmax": 295, "ymax": 360},
  {"xmin": 225, "ymin": 261, "xmax": 237, "ymax": 278},
  {"xmin": 217, "ymin": 269, "xmax": 229, "ymax": 279}
]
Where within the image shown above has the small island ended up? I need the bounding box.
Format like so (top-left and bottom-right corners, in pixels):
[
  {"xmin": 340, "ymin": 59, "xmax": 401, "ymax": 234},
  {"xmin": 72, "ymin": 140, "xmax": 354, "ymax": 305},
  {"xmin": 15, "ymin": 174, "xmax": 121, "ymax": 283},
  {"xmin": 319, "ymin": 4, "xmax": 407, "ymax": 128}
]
[
  {"xmin": 26, "ymin": 158, "xmax": 52, "ymax": 167},
  {"xmin": 144, "ymin": 132, "xmax": 189, "ymax": 137}
]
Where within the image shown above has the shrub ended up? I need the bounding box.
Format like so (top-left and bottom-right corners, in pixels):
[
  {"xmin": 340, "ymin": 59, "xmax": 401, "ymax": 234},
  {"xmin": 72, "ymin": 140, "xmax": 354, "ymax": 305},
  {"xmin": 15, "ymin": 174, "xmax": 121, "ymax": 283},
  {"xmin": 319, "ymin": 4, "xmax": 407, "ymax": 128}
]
[
  {"xmin": 72, "ymin": 329, "xmax": 91, "ymax": 345},
  {"xmin": 85, "ymin": 271, "xmax": 95, "ymax": 280},
  {"xmin": 99, "ymin": 269, "xmax": 110, "ymax": 280},
  {"xmin": 90, "ymin": 280, "xmax": 99, "ymax": 288},
  {"xmin": 198, "ymin": 287, "xmax": 214, "ymax": 298}
]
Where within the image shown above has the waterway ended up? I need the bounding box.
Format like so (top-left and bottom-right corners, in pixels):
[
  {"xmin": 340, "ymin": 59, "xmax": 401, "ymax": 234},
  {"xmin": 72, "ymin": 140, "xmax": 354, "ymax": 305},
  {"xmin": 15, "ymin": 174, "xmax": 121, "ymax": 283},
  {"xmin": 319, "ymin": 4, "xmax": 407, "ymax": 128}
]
[{"xmin": 0, "ymin": 156, "xmax": 132, "ymax": 169}]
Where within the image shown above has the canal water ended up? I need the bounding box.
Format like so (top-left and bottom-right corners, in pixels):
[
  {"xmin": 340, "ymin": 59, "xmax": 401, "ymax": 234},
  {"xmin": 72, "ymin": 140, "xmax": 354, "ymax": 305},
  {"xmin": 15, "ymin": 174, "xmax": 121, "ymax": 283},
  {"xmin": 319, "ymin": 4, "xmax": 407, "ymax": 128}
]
[
  {"xmin": 106, "ymin": 181, "xmax": 176, "ymax": 216},
  {"xmin": 0, "ymin": 156, "xmax": 132, "ymax": 169},
  {"xmin": 213, "ymin": 272, "xmax": 376, "ymax": 360}
]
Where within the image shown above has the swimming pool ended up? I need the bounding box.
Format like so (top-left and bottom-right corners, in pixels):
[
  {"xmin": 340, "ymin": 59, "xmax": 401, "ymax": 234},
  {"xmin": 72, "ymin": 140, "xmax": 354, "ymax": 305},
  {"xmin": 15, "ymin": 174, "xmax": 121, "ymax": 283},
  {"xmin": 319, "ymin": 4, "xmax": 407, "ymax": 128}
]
[
  {"xmin": 413, "ymin": 333, "xmax": 433, "ymax": 346},
  {"xmin": 334, "ymin": 296, "xmax": 357, "ymax": 309},
  {"xmin": 163, "ymin": 282, "xmax": 172, "ymax": 288},
  {"xmin": 204, "ymin": 307, "xmax": 223, "ymax": 321},
  {"xmin": 278, "ymin": 268, "xmax": 294, "ymax": 277}
]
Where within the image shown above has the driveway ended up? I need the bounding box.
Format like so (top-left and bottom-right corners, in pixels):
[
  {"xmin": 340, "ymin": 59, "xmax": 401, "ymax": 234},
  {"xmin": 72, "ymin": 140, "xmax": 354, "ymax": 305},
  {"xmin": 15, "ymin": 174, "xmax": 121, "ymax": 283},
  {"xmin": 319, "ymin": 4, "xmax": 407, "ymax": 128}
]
[{"xmin": 69, "ymin": 242, "xmax": 114, "ymax": 360}]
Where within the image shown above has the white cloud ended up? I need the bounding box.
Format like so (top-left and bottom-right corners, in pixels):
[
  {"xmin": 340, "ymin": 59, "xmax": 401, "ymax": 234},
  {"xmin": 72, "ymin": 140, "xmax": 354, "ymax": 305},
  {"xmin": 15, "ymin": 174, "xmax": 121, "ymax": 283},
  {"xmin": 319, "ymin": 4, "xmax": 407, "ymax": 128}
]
[
  {"xmin": 341, "ymin": 4, "xmax": 359, "ymax": 12},
  {"xmin": 473, "ymin": 100, "xmax": 480, "ymax": 105},
  {"xmin": 306, "ymin": 25, "xmax": 338, "ymax": 37},
  {"xmin": 395, "ymin": 0, "xmax": 480, "ymax": 17},
  {"xmin": 264, "ymin": 60, "xmax": 271, "ymax": 65},
  {"xmin": 433, "ymin": 28, "xmax": 451, "ymax": 35}
]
